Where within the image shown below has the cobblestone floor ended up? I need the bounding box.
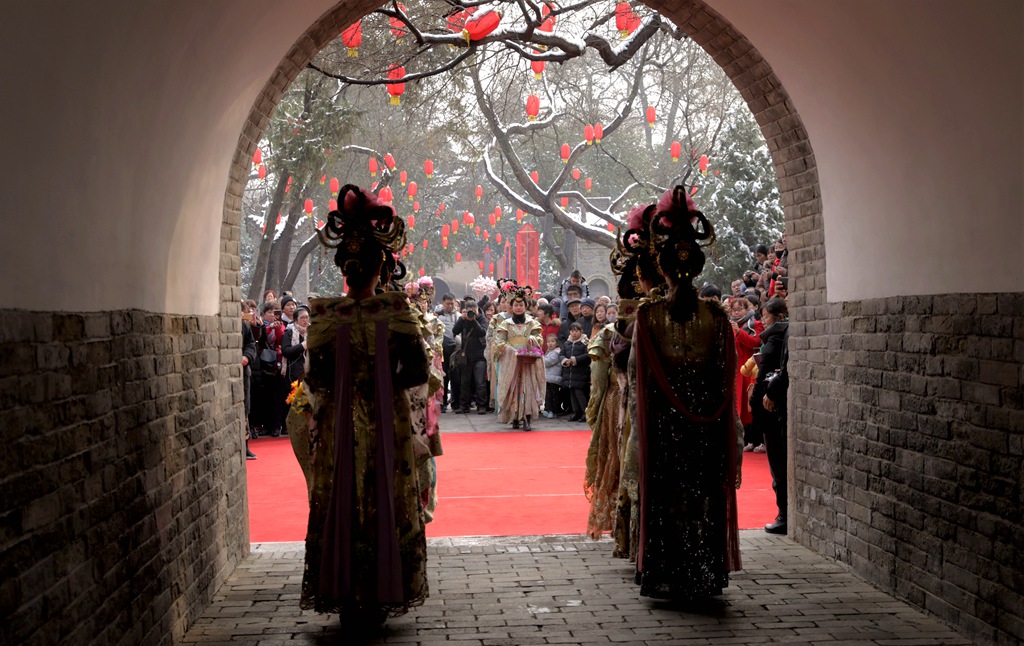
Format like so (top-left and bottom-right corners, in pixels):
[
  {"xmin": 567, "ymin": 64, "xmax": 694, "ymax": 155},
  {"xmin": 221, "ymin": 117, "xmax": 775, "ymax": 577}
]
[{"xmin": 182, "ymin": 532, "xmax": 971, "ymax": 645}]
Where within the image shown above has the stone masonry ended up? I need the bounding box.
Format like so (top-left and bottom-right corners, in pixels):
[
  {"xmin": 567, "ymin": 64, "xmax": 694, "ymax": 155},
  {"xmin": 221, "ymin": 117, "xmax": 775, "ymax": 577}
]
[{"xmin": 0, "ymin": 310, "xmax": 248, "ymax": 644}]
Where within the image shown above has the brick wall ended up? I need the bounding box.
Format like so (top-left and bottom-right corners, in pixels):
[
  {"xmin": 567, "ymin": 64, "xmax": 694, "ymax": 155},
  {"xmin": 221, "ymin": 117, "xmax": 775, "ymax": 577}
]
[
  {"xmin": 789, "ymin": 294, "xmax": 1024, "ymax": 645},
  {"xmin": 0, "ymin": 310, "xmax": 248, "ymax": 644}
]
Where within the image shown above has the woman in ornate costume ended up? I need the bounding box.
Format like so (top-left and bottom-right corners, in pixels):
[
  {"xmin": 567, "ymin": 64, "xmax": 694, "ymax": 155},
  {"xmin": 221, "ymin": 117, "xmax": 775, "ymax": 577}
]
[
  {"xmin": 629, "ymin": 186, "xmax": 743, "ymax": 600},
  {"xmin": 299, "ymin": 185, "xmax": 431, "ymax": 628},
  {"xmin": 493, "ymin": 285, "xmax": 545, "ymax": 430},
  {"xmin": 584, "ymin": 211, "xmax": 652, "ymax": 543},
  {"xmin": 612, "ymin": 204, "xmax": 665, "ymax": 561},
  {"xmin": 404, "ymin": 277, "xmax": 445, "ymax": 522}
]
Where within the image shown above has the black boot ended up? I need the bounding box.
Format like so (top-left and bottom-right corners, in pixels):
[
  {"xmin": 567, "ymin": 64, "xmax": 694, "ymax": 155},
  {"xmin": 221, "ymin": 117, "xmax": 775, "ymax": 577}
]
[
  {"xmin": 523, "ymin": 415, "xmax": 532, "ymax": 431},
  {"xmin": 246, "ymin": 441, "xmax": 257, "ymax": 460},
  {"xmin": 512, "ymin": 419, "xmax": 520, "ymax": 430},
  {"xmin": 765, "ymin": 515, "xmax": 787, "ymax": 535}
]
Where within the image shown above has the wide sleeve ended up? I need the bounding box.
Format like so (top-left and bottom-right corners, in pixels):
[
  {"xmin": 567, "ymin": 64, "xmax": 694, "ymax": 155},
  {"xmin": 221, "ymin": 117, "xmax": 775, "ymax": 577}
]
[
  {"xmin": 493, "ymin": 321, "xmax": 510, "ymax": 359},
  {"xmin": 392, "ymin": 331, "xmax": 431, "ymax": 390}
]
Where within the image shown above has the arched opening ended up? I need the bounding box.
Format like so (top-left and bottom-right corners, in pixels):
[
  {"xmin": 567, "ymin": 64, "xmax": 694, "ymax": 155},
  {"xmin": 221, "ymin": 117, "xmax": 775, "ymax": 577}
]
[{"xmin": 224, "ymin": 0, "xmax": 816, "ymax": 531}]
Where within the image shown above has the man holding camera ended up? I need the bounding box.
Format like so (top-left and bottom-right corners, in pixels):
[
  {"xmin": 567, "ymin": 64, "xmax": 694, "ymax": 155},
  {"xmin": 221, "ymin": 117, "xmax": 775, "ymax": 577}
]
[
  {"xmin": 452, "ymin": 299, "xmax": 489, "ymax": 414},
  {"xmin": 438, "ymin": 293, "xmax": 460, "ymax": 412}
]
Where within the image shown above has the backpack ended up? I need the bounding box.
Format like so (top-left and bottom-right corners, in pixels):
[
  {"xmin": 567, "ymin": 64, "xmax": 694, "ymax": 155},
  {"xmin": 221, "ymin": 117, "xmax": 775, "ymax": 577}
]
[{"xmin": 259, "ymin": 347, "xmax": 280, "ymax": 377}]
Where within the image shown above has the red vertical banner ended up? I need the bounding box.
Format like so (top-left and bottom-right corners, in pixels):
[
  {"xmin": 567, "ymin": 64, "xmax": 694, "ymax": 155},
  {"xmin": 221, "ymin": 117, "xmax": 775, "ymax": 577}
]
[{"xmin": 516, "ymin": 223, "xmax": 539, "ymax": 288}]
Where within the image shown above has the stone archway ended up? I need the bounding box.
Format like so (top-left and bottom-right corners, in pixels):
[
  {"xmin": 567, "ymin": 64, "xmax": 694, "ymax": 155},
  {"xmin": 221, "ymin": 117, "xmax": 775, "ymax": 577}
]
[{"xmin": 221, "ymin": 0, "xmax": 822, "ymax": 540}]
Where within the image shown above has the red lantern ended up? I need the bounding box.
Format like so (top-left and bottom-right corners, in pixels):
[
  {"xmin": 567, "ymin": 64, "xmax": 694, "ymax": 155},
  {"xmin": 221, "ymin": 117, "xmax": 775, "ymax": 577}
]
[
  {"xmin": 419, "ymin": 267, "xmax": 425, "ymax": 277},
  {"xmin": 304, "ymin": 198, "xmax": 314, "ymax": 215},
  {"xmin": 424, "ymin": 159, "xmax": 434, "ymax": 178},
  {"xmin": 442, "ymin": 224, "xmax": 450, "ymax": 237},
  {"xmin": 484, "ymin": 244, "xmax": 491, "ymax": 254},
  {"xmin": 463, "ymin": 10, "xmax": 500, "ymax": 42},
  {"xmin": 526, "ymin": 94, "xmax": 540, "ymax": 121},
  {"xmin": 442, "ymin": 236, "xmax": 449, "ymax": 249},
  {"xmin": 488, "ymin": 212, "xmax": 496, "ymax": 227},
  {"xmin": 384, "ymin": 153, "xmax": 396, "ymax": 170},
  {"xmin": 475, "ymin": 225, "xmax": 481, "ymax": 236},
  {"xmin": 408, "ymin": 243, "xmax": 414, "ymax": 253},
  {"xmin": 390, "ymin": 4, "xmax": 407, "ymax": 39},
  {"xmin": 699, "ymin": 154, "xmax": 709, "ymax": 174},
  {"xmin": 489, "ymin": 262, "xmax": 495, "ymax": 273},
  {"xmin": 560, "ymin": 143, "xmax": 570, "ymax": 163},
  {"xmin": 475, "ymin": 185, "xmax": 483, "ymax": 201},
  {"xmin": 516, "ymin": 208, "xmax": 525, "ymax": 222},
  {"xmin": 369, "ymin": 157, "xmax": 378, "ymax": 176},
  {"xmin": 572, "ymin": 168, "xmax": 581, "ymax": 181},
  {"xmin": 670, "ymin": 141, "xmax": 682, "ymax": 162},
  {"xmin": 275, "ymin": 214, "xmax": 282, "ymax": 225},
  {"xmin": 386, "ymin": 66, "xmax": 406, "ymax": 105},
  {"xmin": 465, "ymin": 211, "xmax": 475, "ymax": 226},
  {"xmin": 285, "ymin": 176, "xmax": 292, "ymax": 192},
  {"xmin": 530, "ymin": 170, "xmax": 540, "ymax": 184},
  {"xmin": 400, "ymin": 170, "xmax": 408, "ymax": 186},
  {"xmin": 452, "ymin": 219, "xmax": 459, "ymax": 233},
  {"xmin": 494, "ymin": 206, "xmax": 502, "ymax": 220},
  {"xmin": 584, "ymin": 124, "xmax": 595, "ymax": 144},
  {"xmin": 496, "ymin": 233, "xmax": 502, "ymax": 244},
  {"xmin": 379, "ymin": 186, "xmax": 393, "ymax": 203},
  {"xmin": 560, "ymin": 196, "xmax": 569, "ymax": 208},
  {"xmin": 539, "ymin": 4, "xmax": 555, "ymax": 33},
  {"xmin": 328, "ymin": 198, "xmax": 337, "ymax": 211},
  {"xmin": 257, "ymin": 164, "xmax": 267, "ymax": 179},
  {"xmin": 531, "ymin": 58, "xmax": 545, "ymax": 79},
  {"xmin": 407, "ymin": 181, "xmax": 418, "ymax": 200},
  {"xmin": 646, "ymin": 106, "xmax": 656, "ymax": 126},
  {"xmin": 607, "ymin": 222, "xmax": 615, "ymax": 232},
  {"xmin": 478, "ymin": 260, "xmax": 485, "ymax": 271},
  {"xmin": 342, "ymin": 21, "xmax": 362, "ymax": 57},
  {"xmin": 438, "ymin": 202, "xmax": 446, "ymax": 212},
  {"xmin": 330, "ymin": 177, "xmax": 340, "ymax": 193},
  {"xmin": 316, "ymin": 219, "xmax": 325, "ymax": 229},
  {"xmin": 413, "ymin": 200, "xmax": 420, "ymax": 212},
  {"xmin": 319, "ymin": 174, "xmax": 326, "ymax": 185},
  {"xmin": 595, "ymin": 123, "xmax": 604, "ymax": 142},
  {"xmin": 422, "ymin": 239, "xmax": 429, "ymax": 249},
  {"xmin": 615, "ymin": 2, "xmax": 631, "ymax": 37},
  {"xmin": 456, "ymin": 252, "xmax": 462, "ymax": 262},
  {"xmin": 585, "ymin": 177, "xmax": 593, "ymax": 192},
  {"xmin": 408, "ymin": 214, "xmax": 416, "ymax": 229},
  {"xmin": 252, "ymin": 148, "xmax": 262, "ymax": 165},
  {"xmin": 483, "ymin": 230, "xmax": 490, "ymax": 241},
  {"xmin": 690, "ymin": 185, "xmax": 698, "ymax": 196}
]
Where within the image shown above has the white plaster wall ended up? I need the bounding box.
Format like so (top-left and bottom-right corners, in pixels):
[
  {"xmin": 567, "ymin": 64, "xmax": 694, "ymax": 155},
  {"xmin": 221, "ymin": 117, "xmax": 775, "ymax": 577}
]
[
  {"xmin": 0, "ymin": 0, "xmax": 333, "ymax": 314},
  {"xmin": 0, "ymin": 1, "xmax": 1021, "ymax": 313},
  {"xmin": 706, "ymin": 0, "xmax": 1024, "ymax": 301}
]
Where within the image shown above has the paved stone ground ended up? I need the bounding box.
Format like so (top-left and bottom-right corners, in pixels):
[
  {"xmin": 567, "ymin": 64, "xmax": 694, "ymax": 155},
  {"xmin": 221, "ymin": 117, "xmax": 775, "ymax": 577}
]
[{"xmin": 182, "ymin": 532, "xmax": 972, "ymax": 645}]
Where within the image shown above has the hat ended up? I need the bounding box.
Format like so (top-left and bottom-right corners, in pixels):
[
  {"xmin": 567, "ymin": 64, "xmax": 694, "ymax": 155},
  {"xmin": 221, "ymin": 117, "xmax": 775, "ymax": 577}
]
[
  {"xmin": 567, "ymin": 297, "xmax": 582, "ymax": 306},
  {"xmin": 280, "ymin": 295, "xmax": 296, "ymax": 309},
  {"xmin": 581, "ymin": 297, "xmax": 596, "ymax": 310}
]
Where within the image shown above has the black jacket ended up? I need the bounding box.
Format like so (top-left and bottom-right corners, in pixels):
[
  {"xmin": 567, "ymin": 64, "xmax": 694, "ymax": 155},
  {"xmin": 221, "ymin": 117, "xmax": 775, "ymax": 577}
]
[
  {"xmin": 280, "ymin": 325, "xmax": 307, "ymax": 383},
  {"xmin": 452, "ymin": 314, "xmax": 488, "ymax": 362},
  {"xmin": 558, "ymin": 313, "xmax": 594, "ymax": 345},
  {"xmin": 242, "ymin": 321, "xmax": 257, "ymax": 380},
  {"xmin": 560, "ymin": 337, "xmax": 592, "ymax": 388},
  {"xmin": 752, "ymin": 320, "xmax": 788, "ymax": 407}
]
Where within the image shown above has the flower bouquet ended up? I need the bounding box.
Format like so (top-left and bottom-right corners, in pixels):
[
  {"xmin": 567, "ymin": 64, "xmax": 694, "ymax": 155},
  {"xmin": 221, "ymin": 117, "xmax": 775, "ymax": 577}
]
[
  {"xmin": 516, "ymin": 346, "xmax": 543, "ymax": 362},
  {"xmin": 470, "ymin": 275, "xmax": 499, "ymax": 300}
]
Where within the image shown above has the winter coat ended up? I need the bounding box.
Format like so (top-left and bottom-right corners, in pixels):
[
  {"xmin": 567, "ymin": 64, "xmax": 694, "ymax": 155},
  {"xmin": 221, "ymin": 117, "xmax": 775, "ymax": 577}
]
[
  {"xmin": 452, "ymin": 313, "xmax": 488, "ymax": 362},
  {"xmin": 242, "ymin": 321, "xmax": 257, "ymax": 381},
  {"xmin": 560, "ymin": 337, "xmax": 591, "ymax": 388},
  {"xmin": 558, "ymin": 313, "xmax": 594, "ymax": 345},
  {"xmin": 543, "ymin": 348, "xmax": 564, "ymax": 385},
  {"xmin": 751, "ymin": 320, "xmax": 788, "ymax": 404},
  {"xmin": 280, "ymin": 323, "xmax": 307, "ymax": 383},
  {"xmin": 558, "ymin": 277, "xmax": 590, "ymax": 301}
]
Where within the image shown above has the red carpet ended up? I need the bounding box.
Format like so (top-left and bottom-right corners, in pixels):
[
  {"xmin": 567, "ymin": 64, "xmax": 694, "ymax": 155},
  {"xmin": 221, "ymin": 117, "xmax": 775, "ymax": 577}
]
[{"xmin": 247, "ymin": 432, "xmax": 777, "ymax": 542}]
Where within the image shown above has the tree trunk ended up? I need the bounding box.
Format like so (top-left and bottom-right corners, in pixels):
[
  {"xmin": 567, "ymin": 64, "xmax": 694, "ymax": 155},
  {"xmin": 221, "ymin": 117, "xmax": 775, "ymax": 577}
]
[
  {"xmin": 265, "ymin": 195, "xmax": 304, "ymax": 295},
  {"xmin": 246, "ymin": 171, "xmax": 290, "ymax": 301},
  {"xmin": 280, "ymin": 233, "xmax": 320, "ymax": 293}
]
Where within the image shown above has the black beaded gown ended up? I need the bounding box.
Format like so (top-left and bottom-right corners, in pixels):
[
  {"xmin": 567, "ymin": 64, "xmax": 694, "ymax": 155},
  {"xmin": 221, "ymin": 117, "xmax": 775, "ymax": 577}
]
[{"xmin": 630, "ymin": 296, "xmax": 742, "ymax": 599}]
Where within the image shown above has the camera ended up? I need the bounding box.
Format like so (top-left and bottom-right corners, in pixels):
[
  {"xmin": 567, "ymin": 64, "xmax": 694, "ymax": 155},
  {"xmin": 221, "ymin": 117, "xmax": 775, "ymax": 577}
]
[{"xmin": 466, "ymin": 309, "xmax": 476, "ymax": 318}]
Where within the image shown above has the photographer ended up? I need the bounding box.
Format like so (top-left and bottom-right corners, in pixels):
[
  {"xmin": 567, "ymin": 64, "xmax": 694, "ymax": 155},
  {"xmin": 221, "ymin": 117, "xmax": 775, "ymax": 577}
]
[{"xmin": 452, "ymin": 299, "xmax": 489, "ymax": 414}]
